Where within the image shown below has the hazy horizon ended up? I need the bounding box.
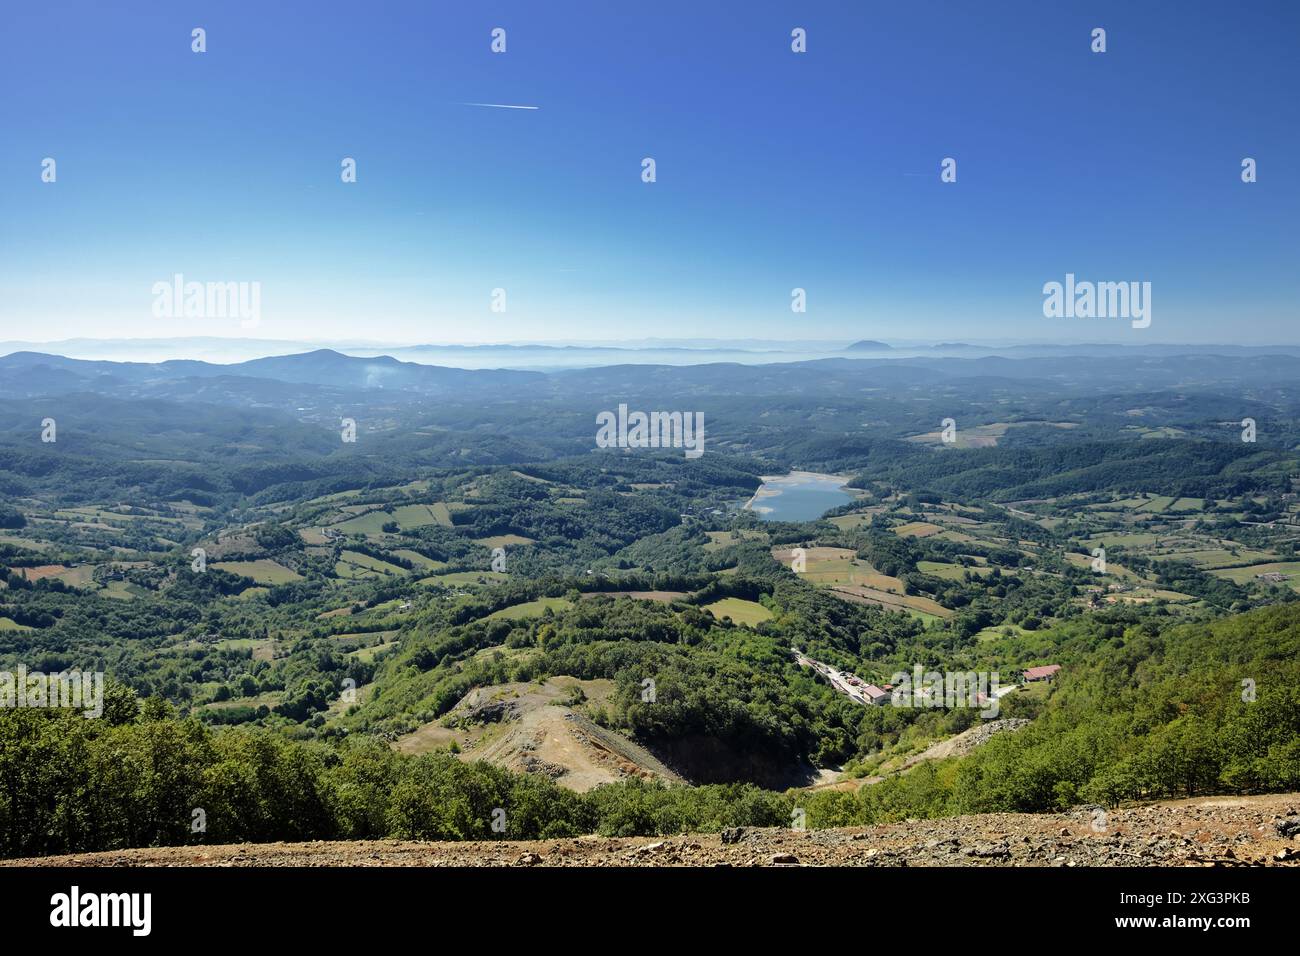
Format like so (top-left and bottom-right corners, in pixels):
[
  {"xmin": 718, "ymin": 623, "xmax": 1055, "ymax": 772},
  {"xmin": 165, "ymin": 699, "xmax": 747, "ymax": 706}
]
[
  {"xmin": 4, "ymin": 1, "xmax": 1298, "ymax": 346},
  {"xmin": 8, "ymin": 334, "xmax": 1300, "ymax": 368}
]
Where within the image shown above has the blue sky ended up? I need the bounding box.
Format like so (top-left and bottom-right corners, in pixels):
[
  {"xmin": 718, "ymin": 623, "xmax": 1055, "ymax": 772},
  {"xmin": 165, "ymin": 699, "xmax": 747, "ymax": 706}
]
[{"xmin": 1, "ymin": 0, "xmax": 1297, "ymax": 345}]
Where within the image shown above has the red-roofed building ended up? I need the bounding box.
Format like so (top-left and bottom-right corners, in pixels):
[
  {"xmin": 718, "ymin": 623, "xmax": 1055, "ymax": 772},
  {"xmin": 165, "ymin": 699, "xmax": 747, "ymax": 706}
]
[{"xmin": 1022, "ymin": 664, "xmax": 1061, "ymax": 683}]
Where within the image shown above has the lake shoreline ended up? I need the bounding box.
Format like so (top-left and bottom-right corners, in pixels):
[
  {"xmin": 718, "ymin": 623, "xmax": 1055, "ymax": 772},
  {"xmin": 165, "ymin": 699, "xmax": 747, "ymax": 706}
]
[{"xmin": 744, "ymin": 471, "xmax": 855, "ymax": 518}]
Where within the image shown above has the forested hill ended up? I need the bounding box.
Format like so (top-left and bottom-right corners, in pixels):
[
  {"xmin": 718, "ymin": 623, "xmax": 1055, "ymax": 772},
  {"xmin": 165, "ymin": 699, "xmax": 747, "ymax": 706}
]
[
  {"xmin": 800, "ymin": 601, "xmax": 1300, "ymax": 826},
  {"xmin": 3, "ymin": 601, "xmax": 1297, "ymax": 858}
]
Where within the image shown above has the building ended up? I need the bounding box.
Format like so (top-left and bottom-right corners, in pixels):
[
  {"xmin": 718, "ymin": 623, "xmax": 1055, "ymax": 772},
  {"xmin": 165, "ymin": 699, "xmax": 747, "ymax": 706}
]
[
  {"xmin": 861, "ymin": 684, "xmax": 891, "ymax": 706},
  {"xmin": 1022, "ymin": 664, "xmax": 1061, "ymax": 683}
]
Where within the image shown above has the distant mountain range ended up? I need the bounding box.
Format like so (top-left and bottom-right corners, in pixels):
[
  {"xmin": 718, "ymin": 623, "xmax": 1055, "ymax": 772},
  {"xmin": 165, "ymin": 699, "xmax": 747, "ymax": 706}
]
[
  {"xmin": 5, "ymin": 346, "xmax": 1300, "ymax": 411},
  {"xmin": 0, "ymin": 349, "xmax": 541, "ymax": 403},
  {"xmin": 6, "ymin": 337, "xmax": 1300, "ymax": 367}
]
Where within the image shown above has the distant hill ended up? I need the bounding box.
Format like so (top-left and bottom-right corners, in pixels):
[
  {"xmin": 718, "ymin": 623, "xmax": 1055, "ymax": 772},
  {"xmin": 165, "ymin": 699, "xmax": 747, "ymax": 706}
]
[
  {"xmin": 8, "ymin": 349, "xmax": 1300, "ymax": 409},
  {"xmin": 844, "ymin": 340, "xmax": 893, "ymax": 351},
  {"xmin": 0, "ymin": 349, "xmax": 544, "ymax": 401}
]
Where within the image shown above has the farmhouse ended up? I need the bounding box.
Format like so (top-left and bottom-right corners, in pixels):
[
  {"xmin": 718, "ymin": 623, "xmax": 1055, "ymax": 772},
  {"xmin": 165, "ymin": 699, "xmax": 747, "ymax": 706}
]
[
  {"xmin": 860, "ymin": 683, "xmax": 890, "ymax": 706},
  {"xmin": 1023, "ymin": 664, "xmax": 1061, "ymax": 683}
]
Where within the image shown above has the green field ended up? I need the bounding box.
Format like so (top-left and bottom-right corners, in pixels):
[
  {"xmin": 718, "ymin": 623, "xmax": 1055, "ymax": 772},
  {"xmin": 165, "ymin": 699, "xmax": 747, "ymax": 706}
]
[
  {"xmin": 391, "ymin": 550, "xmax": 447, "ymax": 570},
  {"xmin": 1213, "ymin": 561, "xmax": 1300, "ymax": 590},
  {"xmin": 419, "ymin": 571, "xmax": 509, "ymax": 587},
  {"xmin": 701, "ymin": 597, "xmax": 773, "ymax": 627},
  {"xmin": 918, "ymin": 560, "xmax": 990, "ymax": 581},
  {"xmin": 201, "ymin": 691, "xmax": 285, "ymax": 712},
  {"xmin": 56, "ymin": 507, "xmax": 188, "ymax": 525},
  {"xmin": 827, "ymin": 512, "xmax": 875, "ymax": 531},
  {"xmin": 1063, "ymin": 552, "xmax": 1146, "ymax": 582},
  {"xmin": 336, "ymin": 550, "xmax": 407, "ymax": 577},
  {"xmin": 485, "ymin": 597, "xmax": 573, "ymax": 621},
  {"xmin": 704, "ymin": 529, "xmax": 768, "ymax": 552},
  {"xmin": 972, "ymin": 623, "xmax": 1034, "ymax": 644},
  {"xmin": 332, "ymin": 631, "xmax": 399, "ymax": 661},
  {"xmin": 475, "ymin": 534, "xmax": 535, "ymax": 549},
  {"xmin": 98, "ymin": 580, "xmax": 142, "ymax": 600},
  {"xmin": 213, "ymin": 638, "xmax": 263, "ymax": 651},
  {"xmin": 347, "ymin": 643, "xmax": 396, "ymax": 663},
  {"xmin": 1135, "ymin": 495, "xmax": 1176, "ymax": 513},
  {"xmin": 364, "ymin": 600, "xmax": 412, "ymax": 615},
  {"xmin": 332, "ymin": 503, "xmax": 452, "ymax": 534},
  {"xmin": 1084, "ymin": 532, "xmax": 1163, "ymax": 548},
  {"xmin": 214, "ymin": 637, "xmax": 275, "ymax": 660},
  {"xmin": 774, "ymin": 546, "xmax": 856, "ymax": 585},
  {"xmin": 1174, "ymin": 548, "xmax": 1279, "ymax": 569},
  {"xmin": 213, "ymin": 560, "xmax": 303, "ymax": 585}
]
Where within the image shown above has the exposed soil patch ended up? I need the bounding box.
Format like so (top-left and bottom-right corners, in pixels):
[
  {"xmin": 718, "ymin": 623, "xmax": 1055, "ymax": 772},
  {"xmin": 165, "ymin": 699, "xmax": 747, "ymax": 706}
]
[{"xmin": 393, "ymin": 678, "xmax": 682, "ymax": 792}]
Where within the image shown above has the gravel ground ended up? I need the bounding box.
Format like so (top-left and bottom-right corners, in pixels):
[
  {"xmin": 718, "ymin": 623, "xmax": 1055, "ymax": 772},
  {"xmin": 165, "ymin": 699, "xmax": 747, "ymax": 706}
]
[{"xmin": 7, "ymin": 793, "xmax": 1299, "ymax": 867}]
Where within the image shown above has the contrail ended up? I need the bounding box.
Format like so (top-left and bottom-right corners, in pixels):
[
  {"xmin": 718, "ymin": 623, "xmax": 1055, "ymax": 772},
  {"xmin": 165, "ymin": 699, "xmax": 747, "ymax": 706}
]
[{"xmin": 461, "ymin": 102, "xmax": 540, "ymax": 110}]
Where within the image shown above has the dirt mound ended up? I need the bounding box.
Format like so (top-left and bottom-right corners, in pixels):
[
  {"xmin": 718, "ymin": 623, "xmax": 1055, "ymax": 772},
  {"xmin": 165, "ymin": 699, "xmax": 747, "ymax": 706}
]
[
  {"xmin": 472, "ymin": 704, "xmax": 685, "ymax": 792},
  {"xmin": 10, "ymin": 793, "xmax": 1299, "ymax": 868},
  {"xmin": 394, "ymin": 677, "xmax": 683, "ymax": 792}
]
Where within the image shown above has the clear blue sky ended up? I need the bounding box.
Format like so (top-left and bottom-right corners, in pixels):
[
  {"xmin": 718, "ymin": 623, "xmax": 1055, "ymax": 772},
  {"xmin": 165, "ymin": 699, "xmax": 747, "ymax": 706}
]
[{"xmin": 1, "ymin": 0, "xmax": 1297, "ymax": 345}]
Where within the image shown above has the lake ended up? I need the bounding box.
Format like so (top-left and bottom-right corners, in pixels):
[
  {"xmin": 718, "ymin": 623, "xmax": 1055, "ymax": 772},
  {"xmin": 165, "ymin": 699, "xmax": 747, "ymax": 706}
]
[{"xmin": 745, "ymin": 472, "xmax": 853, "ymax": 522}]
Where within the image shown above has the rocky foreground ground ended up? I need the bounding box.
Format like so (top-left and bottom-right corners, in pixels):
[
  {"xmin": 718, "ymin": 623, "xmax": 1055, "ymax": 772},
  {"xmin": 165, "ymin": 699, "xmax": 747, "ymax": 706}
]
[{"xmin": 9, "ymin": 793, "xmax": 1300, "ymax": 867}]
